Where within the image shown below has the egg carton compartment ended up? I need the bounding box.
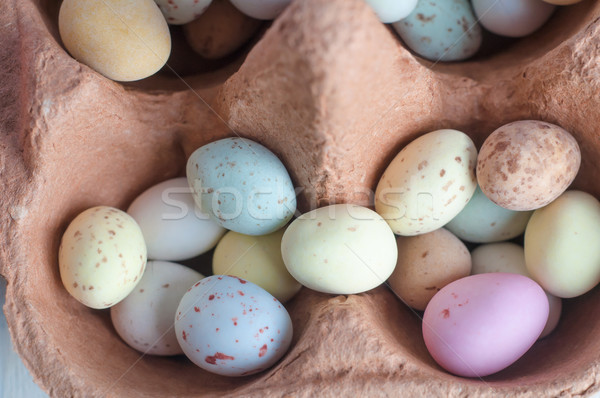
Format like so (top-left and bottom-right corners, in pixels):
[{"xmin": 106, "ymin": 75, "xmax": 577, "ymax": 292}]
[{"xmin": 1, "ymin": 0, "xmax": 600, "ymax": 396}]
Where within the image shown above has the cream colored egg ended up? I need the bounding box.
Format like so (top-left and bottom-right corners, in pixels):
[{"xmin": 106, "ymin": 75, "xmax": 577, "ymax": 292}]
[
  {"xmin": 525, "ymin": 190, "xmax": 600, "ymax": 298},
  {"xmin": 59, "ymin": 0, "xmax": 171, "ymax": 81},
  {"xmin": 59, "ymin": 206, "xmax": 147, "ymax": 309},
  {"xmin": 375, "ymin": 129, "xmax": 477, "ymax": 236},
  {"xmin": 212, "ymin": 229, "xmax": 301, "ymax": 303},
  {"xmin": 471, "ymin": 242, "xmax": 528, "ymax": 275},
  {"xmin": 281, "ymin": 204, "xmax": 397, "ymax": 295},
  {"xmin": 388, "ymin": 228, "xmax": 471, "ymax": 311}
]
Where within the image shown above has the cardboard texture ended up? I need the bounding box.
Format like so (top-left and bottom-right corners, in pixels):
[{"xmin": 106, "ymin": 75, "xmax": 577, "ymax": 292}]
[{"xmin": 1, "ymin": 0, "xmax": 600, "ymax": 396}]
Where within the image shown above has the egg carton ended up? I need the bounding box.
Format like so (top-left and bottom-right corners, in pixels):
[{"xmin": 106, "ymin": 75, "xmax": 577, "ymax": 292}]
[{"xmin": 1, "ymin": 0, "xmax": 600, "ymax": 396}]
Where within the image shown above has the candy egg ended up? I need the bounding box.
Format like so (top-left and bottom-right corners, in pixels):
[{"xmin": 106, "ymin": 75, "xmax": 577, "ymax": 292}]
[
  {"xmin": 388, "ymin": 228, "xmax": 471, "ymax": 311},
  {"xmin": 472, "ymin": 0, "xmax": 555, "ymax": 37},
  {"xmin": 423, "ymin": 273, "xmax": 548, "ymax": 377},
  {"xmin": 213, "ymin": 229, "xmax": 301, "ymax": 303},
  {"xmin": 229, "ymin": 0, "xmax": 291, "ymax": 20},
  {"xmin": 174, "ymin": 275, "xmax": 293, "ymax": 376},
  {"xmin": 525, "ymin": 190, "xmax": 600, "ymax": 298},
  {"xmin": 281, "ymin": 204, "xmax": 397, "ymax": 295},
  {"xmin": 393, "ymin": 0, "xmax": 482, "ymax": 62},
  {"xmin": 127, "ymin": 177, "xmax": 226, "ymax": 261},
  {"xmin": 59, "ymin": 206, "xmax": 147, "ymax": 309},
  {"xmin": 111, "ymin": 261, "xmax": 204, "ymax": 355},
  {"xmin": 471, "ymin": 242, "xmax": 562, "ymax": 338},
  {"xmin": 155, "ymin": 0, "xmax": 212, "ymax": 25},
  {"xmin": 477, "ymin": 120, "xmax": 581, "ymax": 211},
  {"xmin": 183, "ymin": 0, "xmax": 262, "ymax": 59},
  {"xmin": 471, "ymin": 242, "xmax": 528, "ymax": 276},
  {"xmin": 365, "ymin": 0, "xmax": 418, "ymax": 23},
  {"xmin": 445, "ymin": 186, "xmax": 532, "ymax": 243},
  {"xmin": 59, "ymin": 0, "xmax": 171, "ymax": 81},
  {"xmin": 186, "ymin": 138, "xmax": 296, "ymax": 236},
  {"xmin": 375, "ymin": 129, "xmax": 477, "ymax": 236}
]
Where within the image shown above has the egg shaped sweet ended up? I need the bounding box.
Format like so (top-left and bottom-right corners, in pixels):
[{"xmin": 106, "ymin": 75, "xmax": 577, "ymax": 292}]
[
  {"xmin": 59, "ymin": 206, "xmax": 147, "ymax": 309},
  {"xmin": 187, "ymin": 138, "xmax": 296, "ymax": 236},
  {"xmin": 445, "ymin": 186, "xmax": 532, "ymax": 243},
  {"xmin": 423, "ymin": 273, "xmax": 548, "ymax": 377},
  {"xmin": 525, "ymin": 190, "xmax": 600, "ymax": 298},
  {"xmin": 58, "ymin": 0, "xmax": 171, "ymax": 81},
  {"xmin": 174, "ymin": 275, "xmax": 293, "ymax": 376},
  {"xmin": 375, "ymin": 129, "xmax": 477, "ymax": 236},
  {"xmin": 282, "ymin": 204, "xmax": 397, "ymax": 295},
  {"xmin": 127, "ymin": 177, "xmax": 225, "ymax": 261},
  {"xmin": 111, "ymin": 261, "xmax": 204, "ymax": 355}
]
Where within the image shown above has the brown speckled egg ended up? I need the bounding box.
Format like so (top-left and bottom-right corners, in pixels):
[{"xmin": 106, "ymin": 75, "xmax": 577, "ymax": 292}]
[
  {"xmin": 387, "ymin": 228, "xmax": 471, "ymax": 311},
  {"xmin": 476, "ymin": 120, "xmax": 581, "ymax": 211}
]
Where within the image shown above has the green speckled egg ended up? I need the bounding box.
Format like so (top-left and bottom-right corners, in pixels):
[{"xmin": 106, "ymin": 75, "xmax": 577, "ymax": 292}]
[{"xmin": 393, "ymin": 0, "xmax": 482, "ymax": 62}]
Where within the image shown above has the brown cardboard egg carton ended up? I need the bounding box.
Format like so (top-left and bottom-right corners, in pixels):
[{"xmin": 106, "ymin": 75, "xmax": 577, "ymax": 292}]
[{"xmin": 1, "ymin": 0, "xmax": 600, "ymax": 396}]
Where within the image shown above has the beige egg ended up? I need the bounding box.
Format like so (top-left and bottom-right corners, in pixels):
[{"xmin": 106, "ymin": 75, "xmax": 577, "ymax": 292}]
[
  {"xmin": 59, "ymin": 206, "xmax": 147, "ymax": 309},
  {"xmin": 59, "ymin": 0, "xmax": 171, "ymax": 81},
  {"xmin": 183, "ymin": 0, "xmax": 262, "ymax": 59},
  {"xmin": 388, "ymin": 228, "xmax": 471, "ymax": 311},
  {"xmin": 477, "ymin": 120, "xmax": 580, "ymax": 211},
  {"xmin": 212, "ymin": 228, "xmax": 301, "ymax": 303}
]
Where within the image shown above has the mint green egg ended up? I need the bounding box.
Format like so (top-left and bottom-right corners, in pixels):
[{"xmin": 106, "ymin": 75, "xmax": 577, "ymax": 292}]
[
  {"xmin": 445, "ymin": 186, "xmax": 532, "ymax": 243},
  {"xmin": 393, "ymin": 0, "xmax": 482, "ymax": 62}
]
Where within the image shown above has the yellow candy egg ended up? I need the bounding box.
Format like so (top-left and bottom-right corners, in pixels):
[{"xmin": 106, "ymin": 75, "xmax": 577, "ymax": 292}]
[
  {"xmin": 59, "ymin": 206, "xmax": 147, "ymax": 309},
  {"xmin": 59, "ymin": 0, "xmax": 171, "ymax": 81},
  {"xmin": 212, "ymin": 229, "xmax": 301, "ymax": 303}
]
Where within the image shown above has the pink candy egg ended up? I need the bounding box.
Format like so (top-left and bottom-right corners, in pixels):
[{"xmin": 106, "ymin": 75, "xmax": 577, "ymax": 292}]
[
  {"xmin": 422, "ymin": 273, "xmax": 548, "ymax": 377},
  {"xmin": 174, "ymin": 275, "xmax": 293, "ymax": 376}
]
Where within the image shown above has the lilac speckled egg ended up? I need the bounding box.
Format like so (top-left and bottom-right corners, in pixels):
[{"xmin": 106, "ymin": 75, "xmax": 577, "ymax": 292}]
[
  {"xmin": 174, "ymin": 275, "xmax": 293, "ymax": 376},
  {"xmin": 423, "ymin": 273, "xmax": 548, "ymax": 377}
]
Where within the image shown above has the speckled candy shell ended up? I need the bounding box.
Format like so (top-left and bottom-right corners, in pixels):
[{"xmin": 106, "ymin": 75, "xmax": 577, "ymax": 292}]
[{"xmin": 3, "ymin": 0, "xmax": 600, "ymax": 396}]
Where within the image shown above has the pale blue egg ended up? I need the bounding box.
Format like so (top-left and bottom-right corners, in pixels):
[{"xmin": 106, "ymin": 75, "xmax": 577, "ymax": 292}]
[
  {"xmin": 393, "ymin": 0, "xmax": 482, "ymax": 62},
  {"xmin": 445, "ymin": 186, "xmax": 532, "ymax": 243},
  {"xmin": 186, "ymin": 138, "xmax": 296, "ymax": 235}
]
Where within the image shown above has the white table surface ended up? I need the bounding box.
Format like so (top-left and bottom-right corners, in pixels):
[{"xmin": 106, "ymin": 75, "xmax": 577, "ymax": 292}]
[{"xmin": 1, "ymin": 276, "xmax": 599, "ymax": 398}]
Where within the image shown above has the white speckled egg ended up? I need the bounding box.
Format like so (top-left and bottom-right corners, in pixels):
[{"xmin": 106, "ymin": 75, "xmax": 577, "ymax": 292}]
[
  {"xmin": 127, "ymin": 177, "xmax": 226, "ymax": 261},
  {"xmin": 175, "ymin": 275, "xmax": 293, "ymax": 376},
  {"xmin": 281, "ymin": 204, "xmax": 397, "ymax": 294},
  {"xmin": 59, "ymin": 0, "xmax": 171, "ymax": 81},
  {"xmin": 111, "ymin": 261, "xmax": 204, "ymax": 355},
  {"xmin": 229, "ymin": 0, "xmax": 291, "ymax": 20},
  {"xmin": 365, "ymin": 0, "xmax": 418, "ymax": 23},
  {"xmin": 445, "ymin": 186, "xmax": 532, "ymax": 243},
  {"xmin": 525, "ymin": 190, "xmax": 600, "ymax": 298},
  {"xmin": 186, "ymin": 138, "xmax": 296, "ymax": 236},
  {"xmin": 471, "ymin": 242, "xmax": 562, "ymax": 338},
  {"xmin": 155, "ymin": 0, "xmax": 212, "ymax": 24},
  {"xmin": 213, "ymin": 229, "xmax": 301, "ymax": 303},
  {"xmin": 375, "ymin": 129, "xmax": 477, "ymax": 236},
  {"xmin": 59, "ymin": 206, "xmax": 147, "ymax": 309},
  {"xmin": 472, "ymin": 0, "xmax": 555, "ymax": 38},
  {"xmin": 393, "ymin": 0, "xmax": 482, "ymax": 62}
]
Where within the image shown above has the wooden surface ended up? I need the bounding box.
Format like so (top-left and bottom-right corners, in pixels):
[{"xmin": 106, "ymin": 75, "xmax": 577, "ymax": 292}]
[{"xmin": 0, "ymin": 278, "xmax": 47, "ymax": 398}]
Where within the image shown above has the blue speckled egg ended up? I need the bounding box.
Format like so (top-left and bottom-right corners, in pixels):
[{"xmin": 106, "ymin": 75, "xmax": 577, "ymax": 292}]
[
  {"xmin": 393, "ymin": 0, "xmax": 482, "ymax": 62},
  {"xmin": 186, "ymin": 138, "xmax": 296, "ymax": 235}
]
